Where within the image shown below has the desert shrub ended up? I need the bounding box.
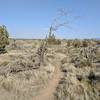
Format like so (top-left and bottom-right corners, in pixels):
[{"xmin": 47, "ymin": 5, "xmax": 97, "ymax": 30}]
[
  {"xmin": 72, "ymin": 39, "xmax": 81, "ymax": 48},
  {"xmin": 96, "ymin": 40, "xmax": 100, "ymax": 45},
  {"xmin": 72, "ymin": 50, "xmax": 94, "ymax": 68},
  {"xmin": 72, "ymin": 46, "xmax": 98, "ymax": 68},
  {"xmin": 88, "ymin": 71, "xmax": 96, "ymax": 81},
  {"xmin": 76, "ymin": 75, "xmax": 83, "ymax": 82},
  {"xmin": 67, "ymin": 40, "xmax": 72, "ymax": 46},
  {"xmin": 56, "ymin": 39, "xmax": 61, "ymax": 45},
  {"xmin": 0, "ymin": 25, "xmax": 9, "ymax": 54},
  {"xmin": 88, "ymin": 71, "xmax": 97, "ymax": 85},
  {"xmin": 81, "ymin": 47, "xmax": 97, "ymax": 63},
  {"xmin": 73, "ymin": 58, "xmax": 92, "ymax": 68},
  {"xmin": 82, "ymin": 40, "xmax": 89, "ymax": 47},
  {"xmin": 67, "ymin": 39, "xmax": 94, "ymax": 47},
  {"xmin": 46, "ymin": 33, "xmax": 61, "ymax": 45}
]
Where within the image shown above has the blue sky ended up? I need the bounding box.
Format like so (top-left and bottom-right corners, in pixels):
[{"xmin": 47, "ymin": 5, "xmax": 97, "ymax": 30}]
[{"xmin": 0, "ymin": 0, "xmax": 100, "ymax": 39}]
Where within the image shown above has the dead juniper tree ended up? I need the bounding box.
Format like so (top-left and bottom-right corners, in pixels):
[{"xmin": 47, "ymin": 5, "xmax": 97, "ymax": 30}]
[
  {"xmin": 36, "ymin": 9, "xmax": 76, "ymax": 66},
  {"xmin": 47, "ymin": 9, "xmax": 72, "ymax": 45},
  {"xmin": 37, "ymin": 39, "xmax": 47, "ymax": 66}
]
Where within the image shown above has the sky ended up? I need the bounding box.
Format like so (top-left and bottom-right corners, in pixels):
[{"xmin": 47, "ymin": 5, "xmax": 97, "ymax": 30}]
[{"xmin": 0, "ymin": 0, "xmax": 100, "ymax": 39}]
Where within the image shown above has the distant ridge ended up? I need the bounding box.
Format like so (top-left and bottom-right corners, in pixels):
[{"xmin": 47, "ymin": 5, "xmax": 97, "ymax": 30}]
[{"xmin": 96, "ymin": 38, "xmax": 100, "ymax": 40}]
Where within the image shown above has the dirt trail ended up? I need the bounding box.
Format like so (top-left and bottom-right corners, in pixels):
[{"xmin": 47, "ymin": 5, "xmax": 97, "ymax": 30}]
[{"xmin": 33, "ymin": 53, "xmax": 65, "ymax": 100}]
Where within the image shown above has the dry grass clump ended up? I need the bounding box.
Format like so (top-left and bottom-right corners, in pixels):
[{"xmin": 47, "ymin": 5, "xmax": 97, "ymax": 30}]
[
  {"xmin": 0, "ymin": 61, "xmax": 10, "ymax": 66},
  {"xmin": 1, "ymin": 78, "xmax": 14, "ymax": 92},
  {"xmin": 61, "ymin": 56, "xmax": 72, "ymax": 64}
]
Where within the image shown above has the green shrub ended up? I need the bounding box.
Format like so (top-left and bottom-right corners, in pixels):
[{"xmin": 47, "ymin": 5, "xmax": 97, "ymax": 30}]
[{"xmin": 0, "ymin": 25, "xmax": 9, "ymax": 54}]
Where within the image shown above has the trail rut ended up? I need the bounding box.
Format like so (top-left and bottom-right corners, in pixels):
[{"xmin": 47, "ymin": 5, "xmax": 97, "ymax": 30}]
[{"xmin": 33, "ymin": 53, "xmax": 65, "ymax": 100}]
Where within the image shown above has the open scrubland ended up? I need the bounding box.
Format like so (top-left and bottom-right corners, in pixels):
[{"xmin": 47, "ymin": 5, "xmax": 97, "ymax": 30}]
[{"xmin": 0, "ymin": 39, "xmax": 100, "ymax": 100}]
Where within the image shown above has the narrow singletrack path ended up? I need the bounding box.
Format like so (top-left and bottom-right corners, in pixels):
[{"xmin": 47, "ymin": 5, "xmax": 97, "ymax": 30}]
[{"xmin": 33, "ymin": 53, "xmax": 65, "ymax": 100}]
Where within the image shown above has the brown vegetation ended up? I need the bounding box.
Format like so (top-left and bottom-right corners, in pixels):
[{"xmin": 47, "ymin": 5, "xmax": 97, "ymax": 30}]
[{"xmin": 0, "ymin": 39, "xmax": 100, "ymax": 100}]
